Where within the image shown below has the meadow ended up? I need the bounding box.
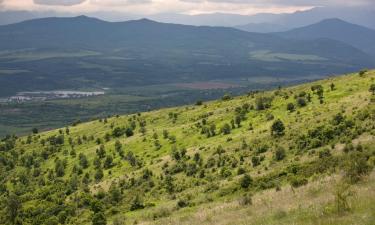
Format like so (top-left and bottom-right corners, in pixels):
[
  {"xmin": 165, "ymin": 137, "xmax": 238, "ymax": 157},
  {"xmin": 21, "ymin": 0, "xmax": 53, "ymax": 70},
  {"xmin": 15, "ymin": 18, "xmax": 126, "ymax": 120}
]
[{"xmin": 0, "ymin": 70, "xmax": 374, "ymax": 225}]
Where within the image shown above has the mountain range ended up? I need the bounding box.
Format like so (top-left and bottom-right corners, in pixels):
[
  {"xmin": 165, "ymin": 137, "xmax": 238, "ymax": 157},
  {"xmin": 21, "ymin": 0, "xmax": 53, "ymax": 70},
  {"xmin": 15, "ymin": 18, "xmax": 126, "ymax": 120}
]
[
  {"xmin": 0, "ymin": 6, "xmax": 374, "ymax": 31},
  {"xmin": 0, "ymin": 16, "xmax": 373, "ymax": 97}
]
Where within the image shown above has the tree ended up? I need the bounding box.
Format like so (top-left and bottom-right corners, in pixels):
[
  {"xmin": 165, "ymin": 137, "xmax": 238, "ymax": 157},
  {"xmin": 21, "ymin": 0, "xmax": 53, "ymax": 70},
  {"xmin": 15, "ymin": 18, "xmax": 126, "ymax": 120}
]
[
  {"xmin": 240, "ymin": 174, "xmax": 253, "ymax": 188},
  {"xmin": 55, "ymin": 159, "xmax": 65, "ymax": 177},
  {"xmin": 221, "ymin": 123, "xmax": 231, "ymax": 135},
  {"xmin": 271, "ymin": 119, "xmax": 285, "ymax": 137},
  {"xmin": 104, "ymin": 155, "xmax": 113, "ymax": 169},
  {"xmin": 235, "ymin": 115, "xmax": 242, "ymax": 127},
  {"xmin": 369, "ymin": 84, "xmax": 375, "ymax": 95},
  {"xmin": 125, "ymin": 127, "xmax": 134, "ymax": 137},
  {"xmin": 79, "ymin": 153, "xmax": 89, "ymax": 168},
  {"xmin": 6, "ymin": 193, "xmax": 21, "ymax": 224},
  {"xmin": 32, "ymin": 128, "xmax": 38, "ymax": 134},
  {"xmin": 130, "ymin": 195, "xmax": 144, "ymax": 211},
  {"xmin": 97, "ymin": 145, "xmax": 106, "ymax": 159},
  {"xmin": 92, "ymin": 212, "xmax": 107, "ymax": 225},
  {"xmin": 95, "ymin": 168, "xmax": 104, "ymax": 181},
  {"xmin": 297, "ymin": 97, "xmax": 307, "ymax": 107},
  {"xmin": 287, "ymin": 103, "xmax": 295, "ymax": 112},
  {"xmin": 255, "ymin": 96, "xmax": 272, "ymax": 110},
  {"xmin": 330, "ymin": 83, "xmax": 335, "ymax": 91}
]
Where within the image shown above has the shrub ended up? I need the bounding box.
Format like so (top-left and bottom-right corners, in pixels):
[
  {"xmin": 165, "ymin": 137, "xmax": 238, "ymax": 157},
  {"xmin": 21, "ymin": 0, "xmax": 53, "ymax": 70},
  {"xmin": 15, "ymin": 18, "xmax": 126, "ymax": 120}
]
[
  {"xmin": 177, "ymin": 199, "xmax": 189, "ymax": 208},
  {"xmin": 290, "ymin": 176, "xmax": 308, "ymax": 188},
  {"xmin": 271, "ymin": 119, "xmax": 285, "ymax": 136},
  {"xmin": 255, "ymin": 96, "xmax": 273, "ymax": 110},
  {"xmin": 92, "ymin": 212, "xmax": 107, "ymax": 225},
  {"xmin": 275, "ymin": 146, "xmax": 286, "ymax": 161},
  {"xmin": 344, "ymin": 152, "xmax": 371, "ymax": 183},
  {"xmin": 130, "ymin": 195, "xmax": 145, "ymax": 211},
  {"xmin": 287, "ymin": 103, "xmax": 295, "ymax": 112},
  {"xmin": 240, "ymin": 174, "xmax": 253, "ymax": 188},
  {"xmin": 221, "ymin": 123, "xmax": 231, "ymax": 135},
  {"xmin": 297, "ymin": 97, "xmax": 307, "ymax": 107}
]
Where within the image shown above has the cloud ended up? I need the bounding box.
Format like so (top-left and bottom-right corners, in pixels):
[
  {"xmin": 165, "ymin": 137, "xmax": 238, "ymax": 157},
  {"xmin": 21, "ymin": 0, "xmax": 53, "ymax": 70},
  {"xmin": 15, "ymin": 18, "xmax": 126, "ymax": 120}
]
[
  {"xmin": 180, "ymin": 0, "xmax": 374, "ymax": 7},
  {"xmin": 34, "ymin": 0, "xmax": 87, "ymax": 6}
]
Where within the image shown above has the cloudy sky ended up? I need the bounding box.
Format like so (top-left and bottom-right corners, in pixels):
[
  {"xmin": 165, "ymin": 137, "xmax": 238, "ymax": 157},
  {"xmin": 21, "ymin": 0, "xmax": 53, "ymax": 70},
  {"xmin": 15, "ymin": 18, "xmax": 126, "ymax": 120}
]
[{"xmin": 0, "ymin": 0, "xmax": 373, "ymax": 15}]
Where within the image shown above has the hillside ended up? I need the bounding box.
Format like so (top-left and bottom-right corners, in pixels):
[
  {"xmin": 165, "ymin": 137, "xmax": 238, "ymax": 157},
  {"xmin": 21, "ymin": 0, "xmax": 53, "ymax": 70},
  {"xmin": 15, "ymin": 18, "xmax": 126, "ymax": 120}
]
[
  {"xmin": 277, "ymin": 18, "xmax": 375, "ymax": 57},
  {"xmin": 0, "ymin": 70, "xmax": 374, "ymax": 224},
  {"xmin": 0, "ymin": 16, "xmax": 373, "ymax": 97}
]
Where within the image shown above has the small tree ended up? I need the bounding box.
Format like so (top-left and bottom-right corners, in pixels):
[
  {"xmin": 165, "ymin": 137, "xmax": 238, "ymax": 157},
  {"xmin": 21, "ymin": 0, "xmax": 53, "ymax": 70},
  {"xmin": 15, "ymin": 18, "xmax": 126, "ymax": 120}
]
[
  {"xmin": 271, "ymin": 119, "xmax": 285, "ymax": 137},
  {"xmin": 32, "ymin": 128, "xmax": 39, "ymax": 134},
  {"xmin": 240, "ymin": 174, "xmax": 253, "ymax": 188},
  {"xmin": 92, "ymin": 212, "xmax": 107, "ymax": 225},
  {"xmin": 369, "ymin": 84, "xmax": 375, "ymax": 95},
  {"xmin": 287, "ymin": 103, "xmax": 295, "ymax": 112},
  {"xmin": 221, "ymin": 123, "xmax": 231, "ymax": 135}
]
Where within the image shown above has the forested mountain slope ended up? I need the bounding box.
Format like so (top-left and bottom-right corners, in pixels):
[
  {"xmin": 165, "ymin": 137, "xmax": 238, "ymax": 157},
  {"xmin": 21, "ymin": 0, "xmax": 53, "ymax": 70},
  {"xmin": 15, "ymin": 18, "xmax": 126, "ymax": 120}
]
[{"xmin": 0, "ymin": 70, "xmax": 374, "ymax": 225}]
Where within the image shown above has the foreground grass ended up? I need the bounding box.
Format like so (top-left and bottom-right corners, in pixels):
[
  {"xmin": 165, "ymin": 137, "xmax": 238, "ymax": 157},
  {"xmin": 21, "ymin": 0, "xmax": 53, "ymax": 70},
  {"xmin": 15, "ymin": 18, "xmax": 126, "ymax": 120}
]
[{"xmin": 145, "ymin": 172, "xmax": 375, "ymax": 225}]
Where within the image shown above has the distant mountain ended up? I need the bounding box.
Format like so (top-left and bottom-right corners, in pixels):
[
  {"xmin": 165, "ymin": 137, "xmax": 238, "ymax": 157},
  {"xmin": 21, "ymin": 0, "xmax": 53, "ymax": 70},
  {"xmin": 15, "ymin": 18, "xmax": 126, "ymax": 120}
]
[
  {"xmin": 0, "ymin": 16, "xmax": 373, "ymax": 97},
  {"xmin": 235, "ymin": 23, "xmax": 288, "ymax": 33},
  {"xmin": 1, "ymin": 6, "xmax": 374, "ymax": 29},
  {"xmin": 277, "ymin": 18, "xmax": 375, "ymax": 57}
]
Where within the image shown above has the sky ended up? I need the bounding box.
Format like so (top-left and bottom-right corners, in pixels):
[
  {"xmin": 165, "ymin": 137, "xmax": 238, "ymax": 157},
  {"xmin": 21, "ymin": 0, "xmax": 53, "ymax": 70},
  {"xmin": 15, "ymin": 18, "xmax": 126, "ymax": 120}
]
[{"xmin": 0, "ymin": 0, "xmax": 374, "ymax": 15}]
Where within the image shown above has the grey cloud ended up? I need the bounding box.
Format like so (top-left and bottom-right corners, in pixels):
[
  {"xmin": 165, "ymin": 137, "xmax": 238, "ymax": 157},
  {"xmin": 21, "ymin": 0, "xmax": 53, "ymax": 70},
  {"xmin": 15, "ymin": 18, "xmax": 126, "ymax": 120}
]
[{"xmin": 34, "ymin": 0, "xmax": 87, "ymax": 6}]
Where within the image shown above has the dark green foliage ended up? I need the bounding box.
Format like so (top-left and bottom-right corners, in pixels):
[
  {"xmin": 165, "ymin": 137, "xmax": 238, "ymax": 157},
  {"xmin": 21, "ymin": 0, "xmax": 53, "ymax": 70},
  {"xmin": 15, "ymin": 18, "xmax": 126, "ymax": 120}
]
[
  {"xmin": 5, "ymin": 193, "xmax": 21, "ymax": 224},
  {"xmin": 240, "ymin": 174, "xmax": 253, "ymax": 188},
  {"xmin": 92, "ymin": 212, "xmax": 107, "ymax": 225},
  {"xmin": 79, "ymin": 153, "xmax": 89, "ymax": 169},
  {"xmin": 221, "ymin": 123, "xmax": 231, "ymax": 135},
  {"xmin": 255, "ymin": 96, "xmax": 273, "ymax": 110},
  {"xmin": 271, "ymin": 119, "xmax": 285, "ymax": 136},
  {"xmin": 290, "ymin": 176, "xmax": 308, "ymax": 188},
  {"xmin": 343, "ymin": 152, "xmax": 371, "ymax": 183},
  {"xmin": 55, "ymin": 159, "xmax": 65, "ymax": 177},
  {"xmin": 369, "ymin": 84, "xmax": 375, "ymax": 95},
  {"xmin": 287, "ymin": 103, "xmax": 295, "ymax": 112},
  {"xmin": 251, "ymin": 156, "xmax": 260, "ymax": 167},
  {"xmin": 95, "ymin": 168, "xmax": 104, "ymax": 181},
  {"xmin": 130, "ymin": 195, "xmax": 144, "ymax": 211},
  {"xmin": 297, "ymin": 97, "xmax": 307, "ymax": 107}
]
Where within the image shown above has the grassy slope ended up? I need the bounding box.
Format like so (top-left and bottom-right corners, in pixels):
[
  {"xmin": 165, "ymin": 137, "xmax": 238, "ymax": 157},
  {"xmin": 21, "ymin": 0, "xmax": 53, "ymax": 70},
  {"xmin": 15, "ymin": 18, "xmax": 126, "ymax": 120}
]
[{"xmin": 1, "ymin": 70, "xmax": 375, "ymax": 225}]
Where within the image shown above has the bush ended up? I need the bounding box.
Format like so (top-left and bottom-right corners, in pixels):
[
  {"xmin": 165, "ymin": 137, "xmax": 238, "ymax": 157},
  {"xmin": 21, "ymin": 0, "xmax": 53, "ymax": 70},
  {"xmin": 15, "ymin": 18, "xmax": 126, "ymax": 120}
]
[
  {"xmin": 344, "ymin": 152, "xmax": 371, "ymax": 183},
  {"xmin": 177, "ymin": 199, "xmax": 189, "ymax": 208},
  {"xmin": 130, "ymin": 195, "xmax": 145, "ymax": 211},
  {"xmin": 92, "ymin": 212, "xmax": 107, "ymax": 225},
  {"xmin": 240, "ymin": 174, "xmax": 253, "ymax": 188},
  {"xmin": 271, "ymin": 119, "xmax": 285, "ymax": 136},
  {"xmin": 255, "ymin": 96, "xmax": 273, "ymax": 110},
  {"xmin": 275, "ymin": 146, "xmax": 286, "ymax": 161},
  {"xmin": 290, "ymin": 176, "xmax": 308, "ymax": 188},
  {"xmin": 287, "ymin": 103, "xmax": 295, "ymax": 112},
  {"xmin": 221, "ymin": 123, "xmax": 231, "ymax": 135}
]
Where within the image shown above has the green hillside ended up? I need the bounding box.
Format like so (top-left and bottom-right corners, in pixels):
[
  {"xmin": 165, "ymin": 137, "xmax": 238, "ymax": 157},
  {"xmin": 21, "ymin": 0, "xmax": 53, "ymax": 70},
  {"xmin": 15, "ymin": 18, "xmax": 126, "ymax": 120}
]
[{"xmin": 1, "ymin": 70, "xmax": 375, "ymax": 225}]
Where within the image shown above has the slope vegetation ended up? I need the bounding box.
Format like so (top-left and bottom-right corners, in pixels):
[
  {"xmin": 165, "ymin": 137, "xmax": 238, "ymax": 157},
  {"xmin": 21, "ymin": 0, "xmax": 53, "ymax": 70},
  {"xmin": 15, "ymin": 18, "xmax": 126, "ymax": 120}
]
[{"xmin": 0, "ymin": 70, "xmax": 375, "ymax": 224}]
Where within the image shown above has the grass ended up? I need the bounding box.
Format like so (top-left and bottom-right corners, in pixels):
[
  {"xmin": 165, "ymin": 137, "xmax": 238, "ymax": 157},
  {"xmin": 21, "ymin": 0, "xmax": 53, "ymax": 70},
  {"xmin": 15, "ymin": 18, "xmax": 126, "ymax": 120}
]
[{"xmin": 0, "ymin": 70, "xmax": 374, "ymax": 225}]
